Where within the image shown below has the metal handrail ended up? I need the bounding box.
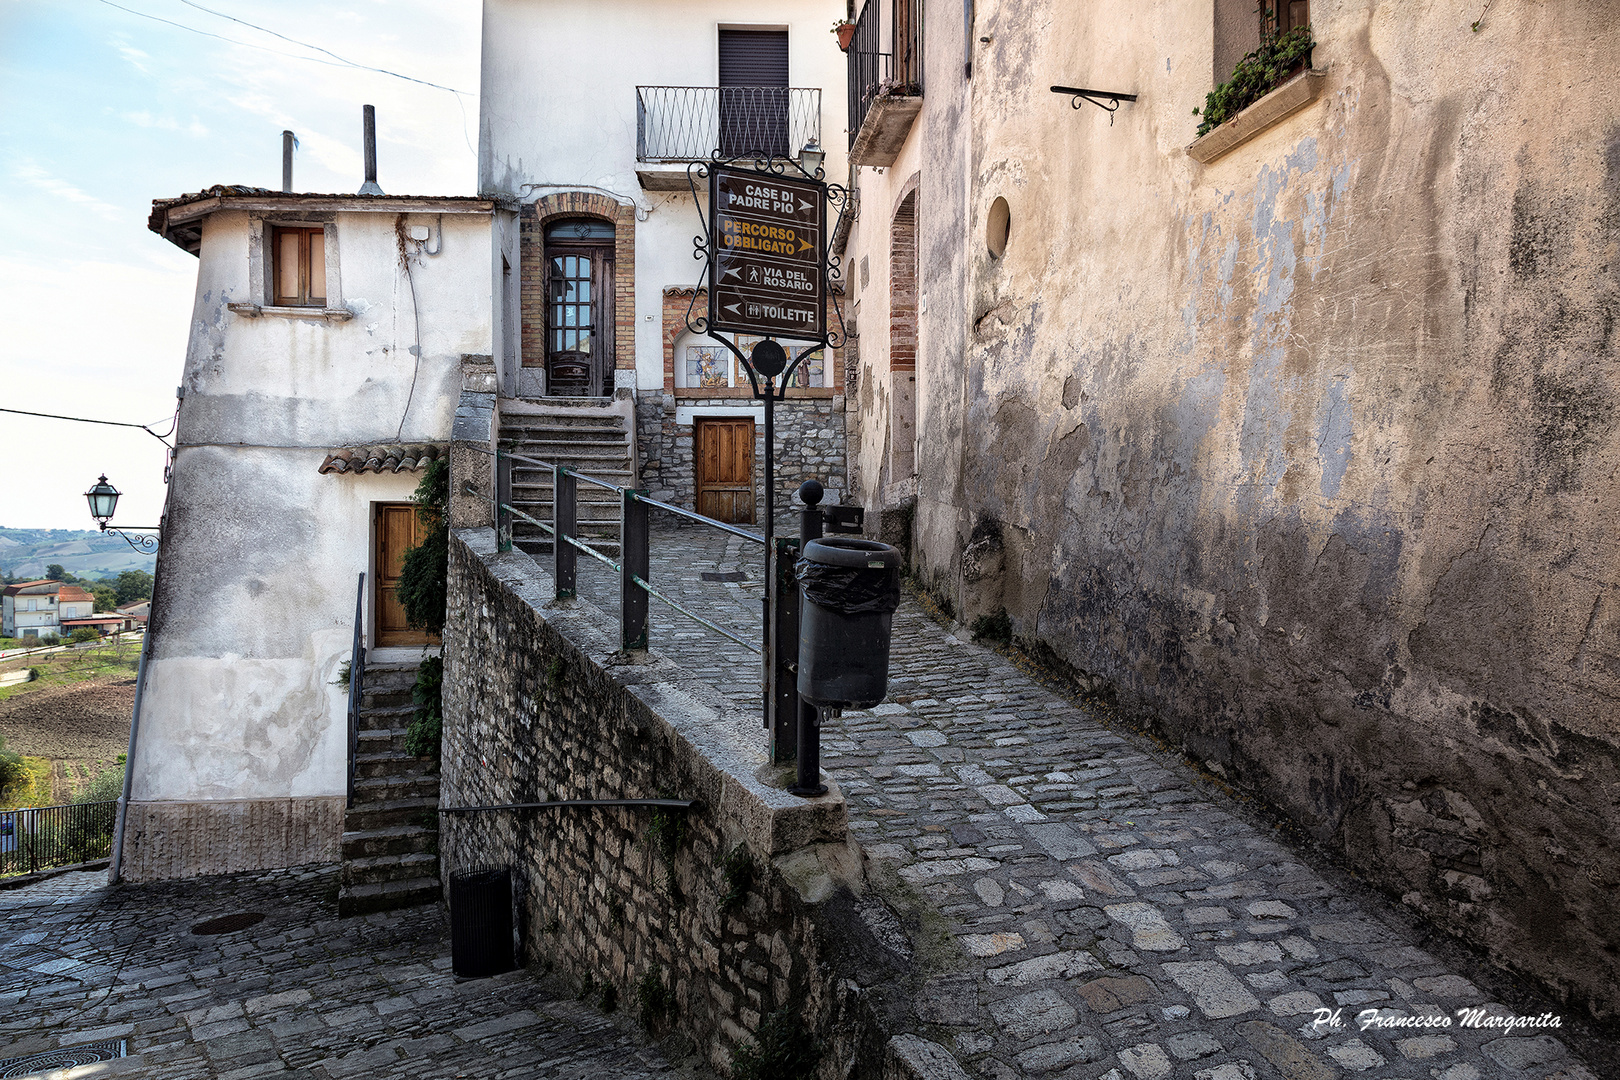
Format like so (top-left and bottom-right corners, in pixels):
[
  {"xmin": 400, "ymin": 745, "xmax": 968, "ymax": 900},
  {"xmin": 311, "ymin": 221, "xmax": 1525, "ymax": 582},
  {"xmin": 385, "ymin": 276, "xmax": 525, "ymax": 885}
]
[
  {"xmin": 345, "ymin": 571, "xmax": 365, "ymax": 810},
  {"xmin": 475, "ymin": 445, "xmax": 765, "ymax": 544},
  {"xmin": 472, "ymin": 444, "xmax": 767, "ymax": 656}
]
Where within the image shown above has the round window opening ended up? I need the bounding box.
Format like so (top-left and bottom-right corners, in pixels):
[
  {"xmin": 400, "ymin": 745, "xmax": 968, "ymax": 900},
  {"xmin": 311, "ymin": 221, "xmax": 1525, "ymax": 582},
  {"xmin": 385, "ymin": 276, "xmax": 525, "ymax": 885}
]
[{"xmin": 987, "ymin": 197, "xmax": 1011, "ymax": 259}]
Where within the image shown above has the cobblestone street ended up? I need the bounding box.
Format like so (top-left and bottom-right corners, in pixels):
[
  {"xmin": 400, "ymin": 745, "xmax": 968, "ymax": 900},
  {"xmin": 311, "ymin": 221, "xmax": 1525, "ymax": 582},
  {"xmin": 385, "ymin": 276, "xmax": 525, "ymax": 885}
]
[
  {"xmin": 582, "ymin": 525, "xmax": 1609, "ymax": 1080},
  {"xmin": 0, "ymin": 866, "xmax": 678, "ymax": 1079},
  {"xmin": 1, "ymin": 523, "xmax": 1607, "ymax": 1080}
]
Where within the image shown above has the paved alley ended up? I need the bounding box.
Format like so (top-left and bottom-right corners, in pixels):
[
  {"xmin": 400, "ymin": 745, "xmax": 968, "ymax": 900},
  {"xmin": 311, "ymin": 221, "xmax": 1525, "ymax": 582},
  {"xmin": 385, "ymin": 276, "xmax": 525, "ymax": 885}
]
[
  {"xmin": 0, "ymin": 865, "xmax": 678, "ymax": 1079},
  {"xmin": 577, "ymin": 525, "xmax": 1608, "ymax": 1080}
]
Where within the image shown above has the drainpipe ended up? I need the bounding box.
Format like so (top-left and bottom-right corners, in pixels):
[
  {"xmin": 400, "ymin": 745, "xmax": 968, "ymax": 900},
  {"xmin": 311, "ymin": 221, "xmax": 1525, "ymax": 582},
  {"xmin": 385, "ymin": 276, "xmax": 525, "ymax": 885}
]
[{"xmin": 108, "ymin": 619, "xmax": 151, "ymax": 884}]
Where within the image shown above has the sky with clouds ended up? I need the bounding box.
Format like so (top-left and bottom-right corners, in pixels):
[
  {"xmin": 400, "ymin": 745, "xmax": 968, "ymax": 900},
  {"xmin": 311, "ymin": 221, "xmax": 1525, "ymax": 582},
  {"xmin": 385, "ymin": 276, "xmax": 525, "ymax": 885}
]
[{"xmin": 0, "ymin": 0, "xmax": 480, "ymax": 532}]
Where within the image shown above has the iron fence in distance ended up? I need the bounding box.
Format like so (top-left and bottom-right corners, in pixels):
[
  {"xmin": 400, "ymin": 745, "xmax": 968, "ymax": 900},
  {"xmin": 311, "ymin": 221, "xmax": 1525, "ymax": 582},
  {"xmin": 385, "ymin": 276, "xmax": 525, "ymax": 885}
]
[{"xmin": 0, "ymin": 801, "xmax": 118, "ymax": 877}]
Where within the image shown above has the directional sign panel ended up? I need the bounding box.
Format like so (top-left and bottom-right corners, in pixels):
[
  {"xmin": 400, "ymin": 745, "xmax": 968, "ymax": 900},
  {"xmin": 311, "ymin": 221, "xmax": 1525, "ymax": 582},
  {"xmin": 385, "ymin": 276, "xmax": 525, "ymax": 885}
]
[{"xmin": 708, "ymin": 165, "xmax": 826, "ymax": 340}]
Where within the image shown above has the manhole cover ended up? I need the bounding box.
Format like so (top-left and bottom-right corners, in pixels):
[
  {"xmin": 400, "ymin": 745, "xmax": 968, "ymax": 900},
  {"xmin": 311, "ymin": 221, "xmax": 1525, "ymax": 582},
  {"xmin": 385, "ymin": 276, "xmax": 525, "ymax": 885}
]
[
  {"xmin": 701, "ymin": 571, "xmax": 746, "ymax": 582},
  {"xmin": 190, "ymin": 912, "xmax": 265, "ymax": 935},
  {"xmin": 0, "ymin": 1040, "xmax": 125, "ymax": 1076}
]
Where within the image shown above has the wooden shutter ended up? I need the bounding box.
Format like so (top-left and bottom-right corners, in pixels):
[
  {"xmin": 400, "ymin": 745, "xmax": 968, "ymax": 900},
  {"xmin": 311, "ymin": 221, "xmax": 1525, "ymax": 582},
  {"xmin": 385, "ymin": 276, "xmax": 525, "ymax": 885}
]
[{"xmin": 719, "ymin": 30, "xmax": 789, "ymax": 87}]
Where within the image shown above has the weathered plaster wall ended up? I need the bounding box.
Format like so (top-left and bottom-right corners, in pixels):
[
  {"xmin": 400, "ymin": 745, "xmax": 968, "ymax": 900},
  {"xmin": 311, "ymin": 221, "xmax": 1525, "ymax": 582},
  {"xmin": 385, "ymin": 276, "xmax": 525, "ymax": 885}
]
[
  {"xmin": 128, "ymin": 205, "xmax": 493, "ymax": 880},
  {"xmin": 861, "ymin": 1, "xmax": 1620, "ymax": 1019}
]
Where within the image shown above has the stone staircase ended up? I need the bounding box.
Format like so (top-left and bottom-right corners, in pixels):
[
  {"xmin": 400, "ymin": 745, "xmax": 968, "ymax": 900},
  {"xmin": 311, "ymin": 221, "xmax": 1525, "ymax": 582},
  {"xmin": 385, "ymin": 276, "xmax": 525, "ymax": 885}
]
[
  {"xmin": 339, "ymin": 659, "xmax": 440, "ymax": 916},
  {"xmin": 500, "ymin": 397, "xmax": 637, "ymax": 555}
]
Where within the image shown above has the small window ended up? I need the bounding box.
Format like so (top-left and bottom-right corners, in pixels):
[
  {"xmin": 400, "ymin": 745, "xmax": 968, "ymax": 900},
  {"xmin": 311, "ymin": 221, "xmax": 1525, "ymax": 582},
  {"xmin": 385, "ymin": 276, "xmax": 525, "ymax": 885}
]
[
  {"xmin": 1263, "ymin": 0, "xmax": 1310, "ymax": 35},
  {"xmin": 272, "ymin": 226, "xmax": 327, "ymax": 307},
  {"xmin": 987, "ymin": 197, "xmax": 1010, "ymax": 259}
]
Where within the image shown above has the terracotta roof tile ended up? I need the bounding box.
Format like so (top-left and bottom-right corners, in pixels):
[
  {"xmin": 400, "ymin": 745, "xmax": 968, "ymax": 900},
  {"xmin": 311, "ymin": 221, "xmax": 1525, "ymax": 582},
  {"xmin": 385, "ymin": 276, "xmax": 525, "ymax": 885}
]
[
  {"xmin": 318, "ymin": 443, "xmax": 446, "ymax": 476},
  {"xmin": 57, "ymin": 586, "xmax": 94, "ymax": 603},
  {"xmin": 2, "ymin": 580, "xmax": 57, "ymax": 596}
]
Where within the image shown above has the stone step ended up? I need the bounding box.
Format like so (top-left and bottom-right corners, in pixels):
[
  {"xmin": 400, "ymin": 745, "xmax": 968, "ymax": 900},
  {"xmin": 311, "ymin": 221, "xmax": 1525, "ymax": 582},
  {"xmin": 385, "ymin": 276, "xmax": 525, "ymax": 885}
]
[
  {"xmin": 342, "ymin": 851, "xmax": 439, "ymax": 887},
  {"xmin": 350, "ymin": 773, "xmax": 440, "ymax": 804},
  {"xmin": 508, "ymin": 431, "xmax": 628, "ymax": 445},
  {"xmin": 354, "ymin": 752, "xmax": 436, "ymax": 780},
  {"xmin": 515, "ymin": 539, "xmax": 621, "ymax": 557},
  {"xmin": 342, "ymin": 823, "xmax": 438, "ymax": 861},
  {"xmin": 337, "ymin": 875, "xmax": 441, "ymax": 917},
  {"xmin": 361, "ymin": 689, "xmax": 413, "ymax": 711},
  {"xmin": 358, "ymin": 703, "xmax": 416, "ymax": 731},
  {"xmin": 343, "ymin": 795, "xmax": 439, "ymax": 832},
  {"xmin": 357, "ymin": 728, "xmax": 410, "ymax": 755}
]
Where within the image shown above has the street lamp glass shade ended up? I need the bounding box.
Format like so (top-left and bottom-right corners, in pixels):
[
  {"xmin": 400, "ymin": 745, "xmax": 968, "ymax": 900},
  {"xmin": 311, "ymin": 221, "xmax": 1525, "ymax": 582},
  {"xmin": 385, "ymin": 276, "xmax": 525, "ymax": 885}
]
[
  {"xmin": 86, "ymin": 475, "xmax": 120, "ymax": 523},
  {"xmin": 799, "ymin": 140, "xmax": 824, "ymax": 175}
]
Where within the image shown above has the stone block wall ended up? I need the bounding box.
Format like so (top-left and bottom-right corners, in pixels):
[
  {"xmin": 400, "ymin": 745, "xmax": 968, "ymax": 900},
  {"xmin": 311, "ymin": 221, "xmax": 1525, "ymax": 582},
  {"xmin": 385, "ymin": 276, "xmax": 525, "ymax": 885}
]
[
  {"xmin": 440, "ymin": 529, "xmax": 907, "ymax": 1075},
  {"xmin": 636, "ymin": 394, "xmax": 848, "ymax": 534}
]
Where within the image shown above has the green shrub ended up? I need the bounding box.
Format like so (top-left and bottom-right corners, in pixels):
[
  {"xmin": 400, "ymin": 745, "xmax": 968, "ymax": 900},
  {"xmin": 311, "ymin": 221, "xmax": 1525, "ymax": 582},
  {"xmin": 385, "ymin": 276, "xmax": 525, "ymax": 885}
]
[
  {"xmin": 969, "ymin": 609, "xmax": 1013, "ymax": 644},
  {"xmin": 719, "ymin": 843, "xmax": 755, "ymax": 915},
  {"xmin": 69, "ymin": 628, "xmax": 99, "ymax": 644},
  {"xmin": 405, "ymin": 656, "xmax": 443, "ymax": 760},
  {"xmin": 731, "ymin": 1008, "xmax": 820, "ymax": 1080},
  {"xmin": 397, "ymin": 459, "xmax": 449, "ymax": 635},
  {"xmin": 38, "ymin": 634, "xmax": 60, "ymax": 647},
  {"xmin": 1194, "ymin": 25, "xmax": 1313, "ymax": 137},
  {"xmin": 74, "ymin": 764, "xmax": 125, "ymax": 804},
  {"xmin": 0, "ymin": 736, "xmax": 26, "ymax": 793},
  {"xmin": 637, "ymin": 966, "xmax": 676, "ymax": 1031}
]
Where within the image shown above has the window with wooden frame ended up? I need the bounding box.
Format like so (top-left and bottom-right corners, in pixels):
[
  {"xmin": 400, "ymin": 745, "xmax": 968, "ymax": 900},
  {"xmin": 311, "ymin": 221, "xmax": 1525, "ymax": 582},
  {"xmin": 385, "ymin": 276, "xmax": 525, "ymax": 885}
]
[
  {"xmin": 1262, "ymin": 0, "xmax": 1310, "ymax": 36},
  {"xmin": 272, "ymin": 225, "xmax": 327, "ymax": 307}
]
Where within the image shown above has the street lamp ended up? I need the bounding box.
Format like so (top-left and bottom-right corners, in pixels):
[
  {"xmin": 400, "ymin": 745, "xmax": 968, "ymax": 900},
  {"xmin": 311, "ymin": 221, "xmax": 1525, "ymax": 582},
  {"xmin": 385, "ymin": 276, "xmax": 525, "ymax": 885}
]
[
  {"xmin": 799, "ymin": 139, "xmax": 825, "ymax": 178},
  {"xmin": 85, "ymin": 474, "xmax": 160, "ymax": 553}
]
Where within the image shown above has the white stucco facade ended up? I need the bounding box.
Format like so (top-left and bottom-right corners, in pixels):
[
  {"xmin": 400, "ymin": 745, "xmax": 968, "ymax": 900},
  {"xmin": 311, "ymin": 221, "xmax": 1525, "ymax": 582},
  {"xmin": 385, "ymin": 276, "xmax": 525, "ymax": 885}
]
[{"xmin": 127, "ymin": 191, "xmax": 496, "ymax": 880}]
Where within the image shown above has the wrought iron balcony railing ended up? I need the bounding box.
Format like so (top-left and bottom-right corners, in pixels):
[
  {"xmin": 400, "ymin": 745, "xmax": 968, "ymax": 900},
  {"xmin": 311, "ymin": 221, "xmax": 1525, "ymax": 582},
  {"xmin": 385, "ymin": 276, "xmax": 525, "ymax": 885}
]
[
  {"xmin": 636, "ymin": 86, "xmax": 822, "ymax": 163},
  {"xmin": 847, "ymin": 0, "xmax": 924, "ymax": 149}
]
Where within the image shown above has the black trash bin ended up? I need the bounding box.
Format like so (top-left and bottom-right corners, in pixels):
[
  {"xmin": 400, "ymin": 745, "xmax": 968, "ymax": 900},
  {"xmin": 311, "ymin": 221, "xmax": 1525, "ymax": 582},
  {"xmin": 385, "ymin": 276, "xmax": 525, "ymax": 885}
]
[
  {"xmin": 797, "ymin": 537, "xmax": 902, "ymax": 709},
  {"xmin": 450, "ymin": 868, "xmax": 515, "ymax": 978}
]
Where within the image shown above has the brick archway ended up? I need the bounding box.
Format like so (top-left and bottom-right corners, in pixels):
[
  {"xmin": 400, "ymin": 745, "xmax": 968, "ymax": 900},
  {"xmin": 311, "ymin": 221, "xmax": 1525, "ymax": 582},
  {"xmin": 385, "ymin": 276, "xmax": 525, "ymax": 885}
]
[{"xmin": 519, "ymin": 192, "xmax": 637, "ymax": 392}]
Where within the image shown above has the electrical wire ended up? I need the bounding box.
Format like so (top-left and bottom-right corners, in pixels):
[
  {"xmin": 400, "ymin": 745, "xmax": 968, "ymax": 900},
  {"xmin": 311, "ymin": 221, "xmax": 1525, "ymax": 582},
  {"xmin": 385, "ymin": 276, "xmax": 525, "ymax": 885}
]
[
  {"xmin": 93, "ymin": 0, "xmax": 473, "ymax": 96},
  {"xmin": 0, "ymin": 407, "xmax": 173, "ymax": 447},
  {"xmin": 175, "ymin": 0, "xmax": 471, "ymax": 96}
]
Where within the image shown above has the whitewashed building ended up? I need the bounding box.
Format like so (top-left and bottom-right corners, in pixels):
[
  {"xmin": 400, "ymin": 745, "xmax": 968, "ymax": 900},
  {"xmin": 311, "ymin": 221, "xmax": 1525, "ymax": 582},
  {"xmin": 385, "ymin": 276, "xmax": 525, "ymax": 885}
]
[
  {"xmin": 126, "ymin": 183, "xmax": 497, "ymax": 883},
  {"xmin": 478, "ymin": 0, "xmax": 850, "ymax": 531}
]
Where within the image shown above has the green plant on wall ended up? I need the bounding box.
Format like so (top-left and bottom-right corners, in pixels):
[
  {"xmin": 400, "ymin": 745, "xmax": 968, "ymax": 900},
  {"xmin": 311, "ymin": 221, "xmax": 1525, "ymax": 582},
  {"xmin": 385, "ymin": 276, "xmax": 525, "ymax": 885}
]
[
  {"xmin": 397, "ymin": 457, "xmax": 449, "ymax": 635},
  {"xmin": 719, "ymin": 843, "xmax": 755, "ymax": 915},
  {"xmin": 1193, "ymin": 24, "xmax": 1313, "ymax": 137},
  {"xmin": 405, "ymin": 655, "xmax": 443, "ymax": 760},
  {"xmin": 637, "ymin": 965, "xmax": 677, "ymax": 1031},
  {"xmin": 731, "ymin": 1007, "xmax": 820, "ymax": 1080}
]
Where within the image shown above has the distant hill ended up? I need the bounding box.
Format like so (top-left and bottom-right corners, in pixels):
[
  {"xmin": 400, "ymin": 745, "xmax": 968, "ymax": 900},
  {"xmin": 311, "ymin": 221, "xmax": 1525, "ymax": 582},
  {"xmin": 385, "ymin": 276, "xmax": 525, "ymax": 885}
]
[{"xmin": 0, "ymin": 527, "xmax": 157, "ymax": 581}]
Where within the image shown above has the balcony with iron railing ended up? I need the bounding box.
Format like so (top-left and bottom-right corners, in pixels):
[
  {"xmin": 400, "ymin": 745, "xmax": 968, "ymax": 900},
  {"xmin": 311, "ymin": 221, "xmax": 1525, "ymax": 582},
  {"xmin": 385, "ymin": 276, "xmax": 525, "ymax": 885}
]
[
  {"xmin": 635, "ymin": 86, "xmax": 822, "ymax": 190},
  {"xmin": 847, "ymin": 0, "xmax": 924, "ymax": 167}
]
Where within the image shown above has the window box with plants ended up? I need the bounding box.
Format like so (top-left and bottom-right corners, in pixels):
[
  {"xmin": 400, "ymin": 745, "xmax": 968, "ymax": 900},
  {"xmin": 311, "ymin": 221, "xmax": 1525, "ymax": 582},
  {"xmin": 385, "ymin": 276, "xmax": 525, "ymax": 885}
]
[{"xmin": 1187, "ymin": 25, "xmax": 1322, "ymax": 164}]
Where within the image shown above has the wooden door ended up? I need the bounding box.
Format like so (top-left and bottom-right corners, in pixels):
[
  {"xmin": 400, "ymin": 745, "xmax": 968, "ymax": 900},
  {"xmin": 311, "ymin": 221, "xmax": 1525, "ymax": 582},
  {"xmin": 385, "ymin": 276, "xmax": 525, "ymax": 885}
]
[
  {"xmin": 695, "ymin": 419, "xmax": 755, "ymax": 524},
  {"xmin": 375, "ymin": 503, "xmax": 439, "ymax": 647}
]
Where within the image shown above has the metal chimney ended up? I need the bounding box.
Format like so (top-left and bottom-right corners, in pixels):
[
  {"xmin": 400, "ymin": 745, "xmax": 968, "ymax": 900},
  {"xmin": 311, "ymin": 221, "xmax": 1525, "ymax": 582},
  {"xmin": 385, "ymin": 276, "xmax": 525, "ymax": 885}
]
[
  {"xmin": 281, "ymin": 130, "xmax": 295, "ymax": 192},
  {"xmin": 358, "ymin": 105, "xmax": 384, "ymax": 195}
]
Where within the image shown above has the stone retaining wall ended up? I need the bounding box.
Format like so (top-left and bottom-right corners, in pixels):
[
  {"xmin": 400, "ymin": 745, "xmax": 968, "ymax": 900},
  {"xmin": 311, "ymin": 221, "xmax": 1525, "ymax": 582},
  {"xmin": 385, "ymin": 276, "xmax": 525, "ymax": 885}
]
[{"xmin": 440, "ymin": 529, "xmax": 941, "ymax": 1077}]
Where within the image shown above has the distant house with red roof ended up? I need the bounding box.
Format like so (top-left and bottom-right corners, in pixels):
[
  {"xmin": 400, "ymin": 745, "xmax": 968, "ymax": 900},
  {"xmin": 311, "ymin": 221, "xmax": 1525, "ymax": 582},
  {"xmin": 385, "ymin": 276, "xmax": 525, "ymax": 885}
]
[{"xmin": 1, "ymin": 581, "xmax": 133, "ymax": 640}]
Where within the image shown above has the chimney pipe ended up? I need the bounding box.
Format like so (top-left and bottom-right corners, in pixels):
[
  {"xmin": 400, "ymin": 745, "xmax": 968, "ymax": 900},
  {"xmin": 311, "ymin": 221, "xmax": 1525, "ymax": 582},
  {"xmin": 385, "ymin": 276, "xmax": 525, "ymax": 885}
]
[
  {"xmin": 281, "ymin": 130, "xmax": 295, "ymax": 193},
  {"xmin": 358, "ymin": 105, "xmax": 384, "ymax": 196}
]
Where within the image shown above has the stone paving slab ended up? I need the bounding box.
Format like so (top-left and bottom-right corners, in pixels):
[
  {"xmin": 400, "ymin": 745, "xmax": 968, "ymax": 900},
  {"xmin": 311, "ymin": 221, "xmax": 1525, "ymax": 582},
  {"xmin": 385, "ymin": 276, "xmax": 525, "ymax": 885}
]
[
  {"xmin": 586, "ymin": 526, "xmax": 1610, "ymax": 1080},
  {"xmin": 0, "ymin": 866, "xmax": 683, "ymax": 1079}
]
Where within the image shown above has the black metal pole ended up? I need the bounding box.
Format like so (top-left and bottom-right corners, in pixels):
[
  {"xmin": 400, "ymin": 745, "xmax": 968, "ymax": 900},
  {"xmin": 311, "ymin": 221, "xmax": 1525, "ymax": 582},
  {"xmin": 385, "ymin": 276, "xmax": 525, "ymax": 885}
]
[
  {"xmin": 762, "ymin": 390, "xmax": 775, "ymax": 733},
  {"xmin": 790, "ymin": 480, "xmax": 827, "ymax": 797}
]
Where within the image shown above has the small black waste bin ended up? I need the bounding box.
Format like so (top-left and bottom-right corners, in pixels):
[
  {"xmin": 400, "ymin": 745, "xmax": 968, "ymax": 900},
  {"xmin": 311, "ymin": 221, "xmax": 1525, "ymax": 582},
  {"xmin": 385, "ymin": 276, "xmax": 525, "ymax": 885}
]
[
  {"xmin": 450, "ymin": 868, "xmax": 515, "ymax": 978},
  {"xmin": 797, "ymin": 537, "xmax": 902, "ymax": 709}
]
